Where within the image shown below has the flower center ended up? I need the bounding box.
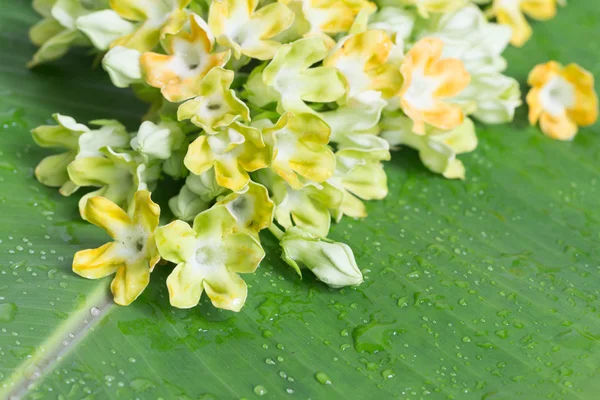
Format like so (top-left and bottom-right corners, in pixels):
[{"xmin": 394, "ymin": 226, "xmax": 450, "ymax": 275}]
[
  {"xmin": 540, "ymin": 75, "xmax": 575, "ymax": 117},
  {"xmin": 404, "ymin": 68, "xmax": 438, "ymax": 110}
]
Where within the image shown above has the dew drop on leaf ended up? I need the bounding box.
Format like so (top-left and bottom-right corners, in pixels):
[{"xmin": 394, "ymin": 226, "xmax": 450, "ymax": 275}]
[{"xmin": 315, "ymin": 372, "xmax": 332, "ymax": 385}]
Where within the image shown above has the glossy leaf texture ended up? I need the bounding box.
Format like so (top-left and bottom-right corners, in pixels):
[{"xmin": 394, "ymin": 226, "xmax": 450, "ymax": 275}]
[{"xmin": 1, "ymin": 2, "xmax": 600, "ymax": 399}]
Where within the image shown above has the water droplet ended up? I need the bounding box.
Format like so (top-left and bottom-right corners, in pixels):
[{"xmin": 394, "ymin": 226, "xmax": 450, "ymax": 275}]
[
  {"xmin": 129, "ymin": 378, "xmax": 155, "ymax": 393},
  {"xmin": 253, "ymin": 385, "xmax": 268, "ymax": 396},
  {"xmin": 0, "ymin": 303, "xmax": 17, "ymax": 322},
  {"xmin": 381, "ymin": 369, "xmax": 394, "ymax": 379},
  {"xmin": 262, "ymin": 330, "xmax": 273, "ymax": 338},
  {"xmin": 265, "ymin": 358, "xmax": 275, "ymax": 365},
  {"xmin": 315, "ymin": 372, "xmax": 332, "ymax": 385},
  {"xmin": 90, "ymin": 307, "xmax": 100, "ymax": 316},
  {"xmin": 286, "ymin": 388, "xmax": 294, "ymax": 394}
]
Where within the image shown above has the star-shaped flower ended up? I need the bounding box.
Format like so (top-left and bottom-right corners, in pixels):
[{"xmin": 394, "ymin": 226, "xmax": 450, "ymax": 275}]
[
  {"xmin": 263, "ymin": 113, "xmax": 335, "ymax": 189},
  {"xmin": 398, "ymin": 37, "xmax": 471, "ymax": 135},
  {"xmin": 140, "ymin": 14, "xmax": 230, "ymax": 102},
  {"xmin": 184, "ymin": 123, "xmax": 271, "ymax": 191},
  {"xmin": 527, "ymin": 61, "xmax": 598, "ymax": 141},
  {"xmin": 155, "ymin": 205, "xmax": 265, "ymax": 311},
  {"xmin": 73, "ymin": 190, "xmax": 161, "ymax": 305},
  {"xmin": 217, "ymin": 181, "xmax": 275, "ymax": 236},
  {"xmin": 208, "ymin": 0, "xmax": 295, "ymax": 60},
  {"xmin": 177, "ymin": 67, "xmax": 250, "ymax": 132},
  {"xmin": 262, "ymin": 37, "xmax": 347, "ymax": 114}
]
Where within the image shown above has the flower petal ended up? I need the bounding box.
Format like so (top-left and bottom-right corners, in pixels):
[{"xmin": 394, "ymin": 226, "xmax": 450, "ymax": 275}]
[
  {"xmin": 224, "ymin": 232, "xmax": 265, "ymax": 273},
  {"xmin": 203, "ymin": 269, "xmax": 248, "ymax": 312},
  {"xmin": 155, "ymin": 220, "xmax": 197, "ymax": 264},
  {"xmin": 73, "ymin": 242, "xmax": 125, "ymax": 279},
  {"xmin": 111, "ymin": 258, "xmax": 151, "ymax": 305},
  {"xmin": 166, "ymin": 262, "xmax": 205, "ymax": 308},
  {"xmin": 84, "ymin": 196, "xmax": 132, "ymax": 238},
  {"xmin": 184, "ymin": 136, "xmax": 216, "ymax": 176}
]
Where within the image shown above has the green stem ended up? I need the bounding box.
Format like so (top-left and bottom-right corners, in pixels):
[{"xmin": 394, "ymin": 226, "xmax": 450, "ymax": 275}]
[{"xmin": 268, "ymin": 223, "xmax": 284, "ymax": 240}]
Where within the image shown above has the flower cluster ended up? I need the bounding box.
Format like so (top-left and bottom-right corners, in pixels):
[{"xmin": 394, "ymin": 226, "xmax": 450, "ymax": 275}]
[{"xmin": 29, "ymin": 0, "xmax": 597, "ymax": 311}]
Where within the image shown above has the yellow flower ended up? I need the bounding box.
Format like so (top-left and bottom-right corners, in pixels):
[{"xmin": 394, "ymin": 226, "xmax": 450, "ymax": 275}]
[
  {"xmin": 263, "ymin": 113, "xmax": 335, "ymax": 189},
  {"xmin": 398, "ymin": 37, "xmax": 471, "ymax": 135},
  {"xmin": 155, "ymin": 205, "xmax": 265, "ymax": 311},
  {"xmin": 526, "ymin": 61, "xmax": 598, "ymax": 141},
  {"xmin": 184, "ymin": 123, "xmax": 271, "ymax": 191},
  {"xmin": 208, "ymin": 0, "xmax": 295, "ymax": 60},
  {"xmin": 489, "ymin": 0, "xmax": 561, "ymax": 47},
  {"xmin": 73, "ymin": 190, "xmax": 160, "ymax": 306},
  {"xmin": 140, "ymin": 14, "xmax": 230, "ymax": 102},
  {"xmin": 280, "ymin": 0, "xmax": 376, "ymax": 46},
  {"xmin": 110, "ymin": 0, "xmax": 191, "ymax": 51},
  {"xmin": 323, "ymin": 29, "xmax": 403, "ymax": 99}
]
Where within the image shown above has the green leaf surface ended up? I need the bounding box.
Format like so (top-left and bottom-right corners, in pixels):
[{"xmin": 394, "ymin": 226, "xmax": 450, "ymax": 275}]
[{"xmin": 1, "ymin": 2, "xmax": 600, "ymax": 399}]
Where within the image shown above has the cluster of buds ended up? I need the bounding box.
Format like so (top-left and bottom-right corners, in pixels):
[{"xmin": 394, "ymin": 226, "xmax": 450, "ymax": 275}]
[{"xmin": 29, "ymin": 0, "xmax": 597, "ymax": 311}]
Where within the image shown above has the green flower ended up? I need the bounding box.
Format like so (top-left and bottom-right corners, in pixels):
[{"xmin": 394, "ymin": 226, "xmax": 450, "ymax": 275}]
[
  {"xmin": 217, "ymin": 181, "xmax": 275, "ymax": 237},
  {"xmin": 262, "ymin": 37, "xmax": 347, "ymax": 114},
  {"xmin": 184, "ymin": 123, "xmax": 271, "ymax": 191},
  {"xmin": 178, "ymin": 67, "xmax": 250, "ymax": 133},
  {"xmin": 279, "ymin": 226, "xmax": 363, "ymax": 288},
  {"xmin": 155, "ymin": 205, "xmax": 265, "ymax": 311},
  {"xmin": 263, "ymin": 113, "xmax": 335, "ymax": 189},
  {"xmin": 380, "ymin": 113, "xmax": 478, "ymax": 179},
  {"xmin": 257, "ymin": 170, "xmax": 342, "ymax": 238}
]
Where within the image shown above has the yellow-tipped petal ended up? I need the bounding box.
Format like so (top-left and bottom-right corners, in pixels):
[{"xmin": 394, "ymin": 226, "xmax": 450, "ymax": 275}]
[
  {"xmin": 111, "ymin": 258, "xmax": 151, "ymax": 306},
  {"xmin": 84, "ymin": 196, "xmax": 132, "ymax": 238},
  {"xmin": 73, "ymin": 242, "xmax": 125, "ymax": 279}
]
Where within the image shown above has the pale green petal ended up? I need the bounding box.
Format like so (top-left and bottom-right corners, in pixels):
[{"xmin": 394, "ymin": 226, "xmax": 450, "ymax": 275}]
[
  {"xmin": 166, "ymin": 262, "xmax": 205, "ymax": 308},
  {"xmin": 29, "ymin": 18, "xmax": 63, "ymax": 46},
  {"xmin": 192, "ymin": 204, "xmax": 237, "ymax": 240},
  {"xmin": 130, "ymin": 121, "xmax": 184, "ymax": 160},
  {"xmin": 186, "ymin": 169, "xmax": 228, "ymax": 203},
  {"xmin": 28, "ymin": 29, "xmax": 80, "ymax": 68},
  {"xmin": 102, "ymin": 46, "xmax": 142, "ymax": 88},
  {"xmin": 76, "ymin": 10, "xmax": 136, "ymax": 50},
  {"xmin": 223, "ymin": 232, "xmax": 265, "ymax": 273},
  {"xmin": 77, "ymin": 120, "xmax": 130, "ymax": 159},
  {"xmin": 155, "ymin": 220, "xmax": 197, "ymax": 264},
  {"xmin": 34, "ymin": 151, "xmax": 75, "ymax": 188}
]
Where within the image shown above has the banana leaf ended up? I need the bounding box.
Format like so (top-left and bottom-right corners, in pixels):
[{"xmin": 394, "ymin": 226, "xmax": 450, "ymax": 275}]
[{"xmin": 1, "ymin": 1, "xmax": 599, "ymax": 399}]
